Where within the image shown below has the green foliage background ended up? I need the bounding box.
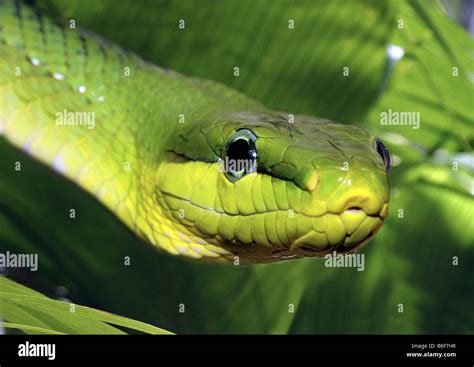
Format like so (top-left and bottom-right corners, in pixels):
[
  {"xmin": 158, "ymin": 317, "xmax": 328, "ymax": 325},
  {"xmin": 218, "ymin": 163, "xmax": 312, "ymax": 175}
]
[
  {"xmin": 0, "ymin": 0, "xmax": 473, "ymax": 333},
  {"xmin": 0, "ymin": 277, "xmax": 171, "ymax": 334}
]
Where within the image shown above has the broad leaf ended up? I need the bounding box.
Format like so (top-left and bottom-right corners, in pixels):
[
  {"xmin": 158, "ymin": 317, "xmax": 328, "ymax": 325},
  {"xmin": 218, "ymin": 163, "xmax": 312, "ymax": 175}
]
[{"xmin": 0, "ymin": 277, "xmax": 172, "ymax": 334}]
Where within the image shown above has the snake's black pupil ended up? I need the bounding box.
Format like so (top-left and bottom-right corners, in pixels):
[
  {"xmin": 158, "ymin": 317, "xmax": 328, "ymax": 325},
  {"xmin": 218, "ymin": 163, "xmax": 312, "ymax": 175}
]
[
  {"xmin": 227, "ymin": 139, "xmax": 252, "ymax": 162},
  {"xmin": 223, "ymin": 129, "xmax": 258, "ymax": 181},
  {"xmin": 376, "ymin": 138, "xmax": 391, "ymax": 175}
]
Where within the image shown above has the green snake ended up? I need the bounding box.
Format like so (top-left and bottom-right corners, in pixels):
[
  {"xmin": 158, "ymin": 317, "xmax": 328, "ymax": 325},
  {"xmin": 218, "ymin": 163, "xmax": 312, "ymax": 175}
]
[{"xmin": 0, "ymin": 0, "xmax": 390, "ymax": 264}]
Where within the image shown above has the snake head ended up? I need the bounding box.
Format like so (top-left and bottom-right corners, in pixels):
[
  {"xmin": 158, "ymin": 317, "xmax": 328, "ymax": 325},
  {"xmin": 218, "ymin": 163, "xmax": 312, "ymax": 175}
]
[{"xmin": 150, "ymin": 111, "xmax": 390, "ymax": 264}]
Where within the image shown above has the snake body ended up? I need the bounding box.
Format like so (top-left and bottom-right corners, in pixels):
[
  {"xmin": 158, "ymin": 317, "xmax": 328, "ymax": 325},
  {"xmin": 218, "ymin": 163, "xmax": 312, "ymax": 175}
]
[{"xmin": 0, "ymin": 0, "xmax": 390, "ymax": 264}]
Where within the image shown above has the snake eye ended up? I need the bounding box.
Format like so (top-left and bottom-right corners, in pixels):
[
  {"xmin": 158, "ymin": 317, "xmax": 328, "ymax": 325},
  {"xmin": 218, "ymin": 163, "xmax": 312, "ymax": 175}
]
[
  {"xmin": 222, "ymin": 129, "xmax": 257, "ymax": 182},
  {"xmin": 375, "ymin": 138, "xmax": 391, "ymax": 175}
]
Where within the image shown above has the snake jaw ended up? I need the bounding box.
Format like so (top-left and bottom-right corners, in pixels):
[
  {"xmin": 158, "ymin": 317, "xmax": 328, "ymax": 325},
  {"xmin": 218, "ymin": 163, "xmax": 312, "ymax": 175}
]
[
  {"xmin": 286, "ymin": 203, "xmax": 388, "ymax": 259},
  {"xmin": 266, "ymin": 204, "xmax": 388, "ymax": 262}
]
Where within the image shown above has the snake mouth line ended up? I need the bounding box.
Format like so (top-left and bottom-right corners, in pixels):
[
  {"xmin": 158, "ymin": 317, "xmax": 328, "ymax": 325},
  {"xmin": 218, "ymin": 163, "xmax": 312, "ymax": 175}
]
[{"xmin": 344, "ymin": 208, "xmax": 365, "ymax": 214}]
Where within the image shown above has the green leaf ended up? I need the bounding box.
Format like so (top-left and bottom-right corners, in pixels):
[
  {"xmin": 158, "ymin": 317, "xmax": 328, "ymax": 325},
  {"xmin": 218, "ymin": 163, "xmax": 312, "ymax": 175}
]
[
  {"xmin": 37, "ymin": 0, "xmax": 397, "ymax": 122},
  {"xmin": 365, "ymin": 0, "xmax": 473, "ymax": 152},
  {"xmin": 0, "ymin": 277, "xmax": 172, "ymax": 334}
]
